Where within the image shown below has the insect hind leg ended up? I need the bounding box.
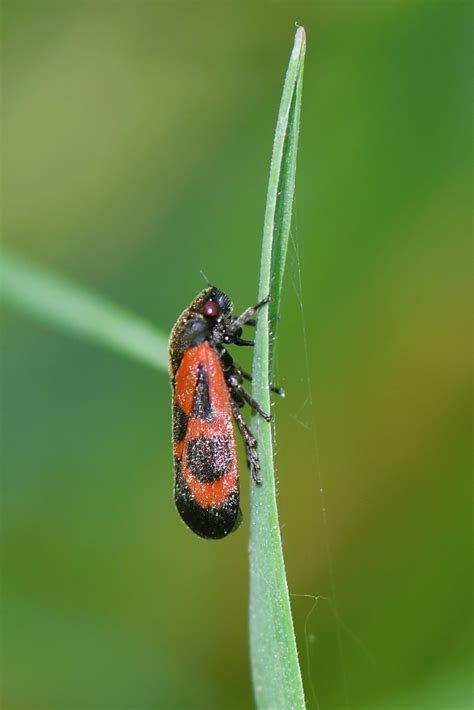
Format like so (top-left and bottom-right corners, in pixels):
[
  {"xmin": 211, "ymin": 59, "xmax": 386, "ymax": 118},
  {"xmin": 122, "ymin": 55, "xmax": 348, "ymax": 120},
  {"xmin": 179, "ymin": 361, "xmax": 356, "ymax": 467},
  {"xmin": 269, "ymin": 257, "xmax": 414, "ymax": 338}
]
[{"xmin": 230, "ymin": 399, "xmax": 262, "ymax": 485}]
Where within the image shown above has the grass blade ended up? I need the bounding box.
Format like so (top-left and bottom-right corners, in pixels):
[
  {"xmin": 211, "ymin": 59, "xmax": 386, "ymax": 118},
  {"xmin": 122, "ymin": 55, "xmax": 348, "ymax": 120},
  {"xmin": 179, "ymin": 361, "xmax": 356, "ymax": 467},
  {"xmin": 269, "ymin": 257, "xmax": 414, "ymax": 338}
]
[
  {"xmin": 0, "ymin": 248, "xmax": 168, "ymax": 371},
  {"xmin": 249, "ymin": 27, "xmax": 306, "ymax": 709}
]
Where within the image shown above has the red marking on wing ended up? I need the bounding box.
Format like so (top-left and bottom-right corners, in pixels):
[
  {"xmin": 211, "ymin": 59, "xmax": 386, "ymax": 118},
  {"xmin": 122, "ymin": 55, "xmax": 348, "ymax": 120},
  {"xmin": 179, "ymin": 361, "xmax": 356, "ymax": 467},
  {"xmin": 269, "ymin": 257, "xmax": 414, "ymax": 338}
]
[{"xmin": 173, "ymin": 342, "xmax": 238, "ymax": 508}]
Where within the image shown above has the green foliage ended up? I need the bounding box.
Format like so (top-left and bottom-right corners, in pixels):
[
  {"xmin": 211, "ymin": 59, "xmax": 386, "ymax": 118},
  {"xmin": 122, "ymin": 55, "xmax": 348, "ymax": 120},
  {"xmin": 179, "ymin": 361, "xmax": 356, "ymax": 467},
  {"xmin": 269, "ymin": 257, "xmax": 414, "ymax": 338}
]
[
  {"xmin": 0, "ymin": 248, "xmax": 168, "ymax": 371},
  {"xmin": 0, "ymin": 27, "xmax": 307, "ymax": 707},
  {"xmin": 2, "ymin": 3, "xmax": 470, "ymax": 707}
]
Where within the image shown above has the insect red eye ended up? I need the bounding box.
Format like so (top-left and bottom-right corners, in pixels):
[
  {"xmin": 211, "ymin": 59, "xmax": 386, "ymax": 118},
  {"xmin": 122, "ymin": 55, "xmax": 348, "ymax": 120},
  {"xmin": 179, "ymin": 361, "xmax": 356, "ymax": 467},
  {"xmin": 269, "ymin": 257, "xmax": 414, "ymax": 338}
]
[{"xmin": 203, "ymin": 299, "xmax": 220, "ymax": 318}]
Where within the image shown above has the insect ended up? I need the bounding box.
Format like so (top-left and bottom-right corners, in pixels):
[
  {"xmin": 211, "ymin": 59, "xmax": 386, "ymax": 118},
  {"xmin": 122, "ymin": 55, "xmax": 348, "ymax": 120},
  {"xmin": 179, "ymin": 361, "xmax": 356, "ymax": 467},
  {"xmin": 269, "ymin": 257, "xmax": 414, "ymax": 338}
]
[{"xmin": 169, "ymin": 286, "xmax": 283, "ymax": 539}]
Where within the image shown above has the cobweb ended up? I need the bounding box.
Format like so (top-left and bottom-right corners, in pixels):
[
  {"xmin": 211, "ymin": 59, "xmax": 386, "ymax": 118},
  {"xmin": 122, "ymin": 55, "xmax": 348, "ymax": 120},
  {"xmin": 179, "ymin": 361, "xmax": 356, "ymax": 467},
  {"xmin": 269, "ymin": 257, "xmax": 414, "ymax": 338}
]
[{"xmin": 282, "ymin": 218, "xmax": 354, "ymax": 710}]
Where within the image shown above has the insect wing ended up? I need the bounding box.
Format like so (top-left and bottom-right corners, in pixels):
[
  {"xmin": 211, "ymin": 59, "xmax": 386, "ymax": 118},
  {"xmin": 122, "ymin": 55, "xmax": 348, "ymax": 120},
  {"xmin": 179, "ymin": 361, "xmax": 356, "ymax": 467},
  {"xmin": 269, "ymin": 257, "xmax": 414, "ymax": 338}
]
[{"xmin": 172, "ymin": 342, "xmax": 242, "ymax": 539}]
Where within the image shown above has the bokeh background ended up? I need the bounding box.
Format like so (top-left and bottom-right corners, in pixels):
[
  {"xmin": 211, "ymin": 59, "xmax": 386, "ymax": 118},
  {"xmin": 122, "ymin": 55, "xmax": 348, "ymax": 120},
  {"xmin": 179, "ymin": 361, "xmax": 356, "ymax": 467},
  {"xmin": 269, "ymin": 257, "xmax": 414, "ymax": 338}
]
[{"xmin": 1, "ymin": 2, "xmax": 471, "ymax": 709}]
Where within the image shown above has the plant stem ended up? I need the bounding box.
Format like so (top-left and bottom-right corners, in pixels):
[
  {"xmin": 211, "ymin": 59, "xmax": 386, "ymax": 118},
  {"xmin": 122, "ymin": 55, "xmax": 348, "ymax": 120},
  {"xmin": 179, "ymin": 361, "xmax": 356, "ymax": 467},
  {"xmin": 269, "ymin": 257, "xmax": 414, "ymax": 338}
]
[{"xmin": 249, "ymin": 26, "xmax": 306, "ymax": 709}]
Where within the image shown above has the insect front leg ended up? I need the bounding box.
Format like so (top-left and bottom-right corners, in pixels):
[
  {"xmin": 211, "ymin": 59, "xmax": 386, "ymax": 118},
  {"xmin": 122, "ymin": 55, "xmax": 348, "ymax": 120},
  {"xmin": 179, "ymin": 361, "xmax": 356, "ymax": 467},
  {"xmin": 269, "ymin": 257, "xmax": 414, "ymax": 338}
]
[
  {"xmin": 227, "ymin": 294, "xmax": 271, "ymax": 336},
  {"xmin": 230, "ymin": 399, "xmax": 262, "ymax": 485}
]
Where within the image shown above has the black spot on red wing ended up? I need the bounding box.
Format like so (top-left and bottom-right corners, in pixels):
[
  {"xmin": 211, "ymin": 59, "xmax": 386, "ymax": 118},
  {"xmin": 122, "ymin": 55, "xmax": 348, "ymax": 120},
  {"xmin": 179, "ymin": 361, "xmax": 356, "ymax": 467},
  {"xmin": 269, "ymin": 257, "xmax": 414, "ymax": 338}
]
[
  {"xmin": 174, "ymin": 459, "xmax": 242, "ymax": 539},
  {"xmin": 191, "ymin": 364, "xmax": 213, "ymax": 421},
  {"xmin": 173, "ymin": 402, "xmax": 188, "ymax": 442},
  {"xmin": 186, "ymin": 435, "xmax": 232, "ymax": 483}
]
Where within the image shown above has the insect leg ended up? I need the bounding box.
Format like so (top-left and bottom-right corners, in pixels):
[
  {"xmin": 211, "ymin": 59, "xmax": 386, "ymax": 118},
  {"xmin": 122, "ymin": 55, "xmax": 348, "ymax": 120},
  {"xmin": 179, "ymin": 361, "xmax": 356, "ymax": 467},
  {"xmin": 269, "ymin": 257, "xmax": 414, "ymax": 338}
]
[
  {"xmin": 228, "ymin": 294, "xmax": 271, "ymax": 334},
  {"xmin": 230, "ymin": 398, "xmax": 262, "ymax": 485},
  {"xmin": 240, "ymin": 370, "xmax": 285, "ymax": 397},
  {"xmin": 233, "ymin": 384, "xmax": 272, "ymax": 422},
  {"xmin": 233, "ymin": 337, "xmax": 255, "ymax": 347},
  {"xmin": 226, "ymin": 368, "xmax": 272, "ymax": 420}
]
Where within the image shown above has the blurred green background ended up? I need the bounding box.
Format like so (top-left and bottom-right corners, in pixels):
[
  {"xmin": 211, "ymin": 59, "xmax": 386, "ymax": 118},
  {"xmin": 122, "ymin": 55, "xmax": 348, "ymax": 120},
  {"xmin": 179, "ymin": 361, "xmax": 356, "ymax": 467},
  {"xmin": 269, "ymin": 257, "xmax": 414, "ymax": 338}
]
[{"xmin": 1, "ymin": 1, "xmax": 471, "ymax": 709}]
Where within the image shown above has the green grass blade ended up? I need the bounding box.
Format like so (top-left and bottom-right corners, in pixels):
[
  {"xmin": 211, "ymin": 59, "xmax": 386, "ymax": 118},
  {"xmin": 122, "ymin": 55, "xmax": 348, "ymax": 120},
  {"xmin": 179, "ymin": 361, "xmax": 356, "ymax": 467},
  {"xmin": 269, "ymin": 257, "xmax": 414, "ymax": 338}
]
[
  {"xmin": 0, "ymin": 248, "xmax": 168, "ymax": 371},
  {"xmin": 269, "ymin": 43, "xmax": 305, "ymax": 356},
  {"xmin": 249, "ymin": 27, "xmax": 306, "ymax": 709}
]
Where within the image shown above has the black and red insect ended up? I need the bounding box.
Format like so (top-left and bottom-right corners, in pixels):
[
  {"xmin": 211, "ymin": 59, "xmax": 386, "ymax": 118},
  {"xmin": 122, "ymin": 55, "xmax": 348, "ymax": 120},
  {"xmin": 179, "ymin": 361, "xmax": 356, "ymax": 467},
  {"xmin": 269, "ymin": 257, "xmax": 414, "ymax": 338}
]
[{"xmin": 169, "ymin": 287, "xmax": 283, "ymax": 539}]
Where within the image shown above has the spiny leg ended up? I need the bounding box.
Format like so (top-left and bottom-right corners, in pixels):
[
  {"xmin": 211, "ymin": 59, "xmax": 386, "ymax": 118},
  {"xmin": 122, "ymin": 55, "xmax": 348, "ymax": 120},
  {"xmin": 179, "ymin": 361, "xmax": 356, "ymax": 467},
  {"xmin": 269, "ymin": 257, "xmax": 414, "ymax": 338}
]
[
  {"xmin": 226, "ymin": 371, "xmax": 271, "ymax": 421},
  {"xmin": 230, "ymin": 399, "xmax": 262, "ymax": 485},
  {"xmin": 233, "ymin": 383, "xmax": 272, "ymax": 422}
]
